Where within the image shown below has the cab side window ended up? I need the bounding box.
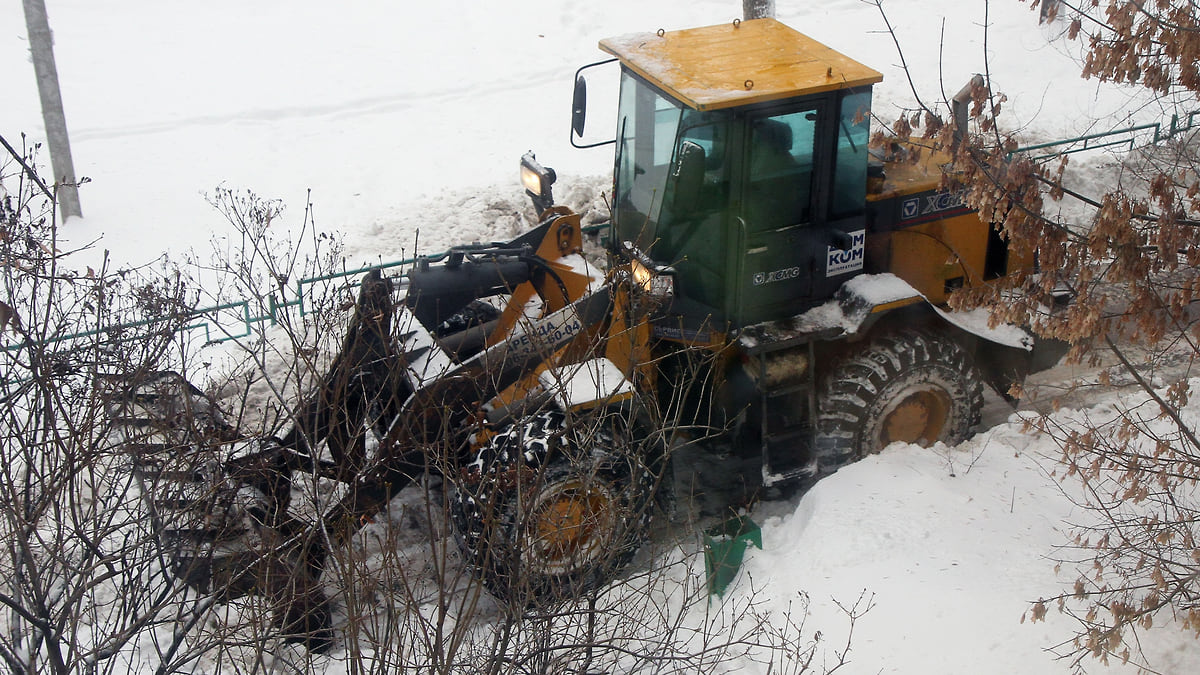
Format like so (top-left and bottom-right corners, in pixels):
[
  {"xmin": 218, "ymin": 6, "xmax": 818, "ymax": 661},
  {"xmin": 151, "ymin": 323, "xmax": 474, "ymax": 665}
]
[
  {"xmin": 676, "ymin": 118, "xmax": 730, "ymax": 215},
  {"xmin": 832, "ymin": 90, "xmax": 871, "ymax": 219},
  {"xmin": 745, "ymin": 109, "xmax": 818, "ymax": 229}
]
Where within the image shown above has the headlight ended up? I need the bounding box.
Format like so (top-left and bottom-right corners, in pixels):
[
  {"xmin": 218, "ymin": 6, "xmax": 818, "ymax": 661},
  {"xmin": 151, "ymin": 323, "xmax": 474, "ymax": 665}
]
[
  {"xmin": 631, "ymin": 258, "xmax": 652, "ymax": 289},
  {"xmin": 520, "ymin": 152, "xmax": 556, "ymax": 211},
  {"xmin": 520, "ymin": 163, "xmax": 544, "ymax": 194},
  {"xmin": 629, "ymin": 258, "xmax": 675, "ymax": 299}
]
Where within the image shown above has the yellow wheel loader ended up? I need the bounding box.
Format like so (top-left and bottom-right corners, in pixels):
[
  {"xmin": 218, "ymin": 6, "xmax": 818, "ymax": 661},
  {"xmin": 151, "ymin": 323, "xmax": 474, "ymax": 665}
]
[{"xmin": 104, "ymin": 18, "xmax": 1065, "ymax": 648}]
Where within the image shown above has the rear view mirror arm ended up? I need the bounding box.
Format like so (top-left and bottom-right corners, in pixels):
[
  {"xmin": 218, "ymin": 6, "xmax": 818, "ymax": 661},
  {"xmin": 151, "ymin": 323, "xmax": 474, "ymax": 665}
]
[{"xmin": 571, "ymin": 58, "xmax": 619, "ymax": 149}]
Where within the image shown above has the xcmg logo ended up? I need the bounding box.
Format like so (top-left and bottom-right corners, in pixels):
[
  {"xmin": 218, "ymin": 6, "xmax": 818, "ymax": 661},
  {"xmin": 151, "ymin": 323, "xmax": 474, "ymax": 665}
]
[
  {"xmin": 753, "ymin": 266, "xmax": 802, "ymax": 286},
  {"xmin": 901, "ymin": 189, "xmax": 969, "ymax": 222}
]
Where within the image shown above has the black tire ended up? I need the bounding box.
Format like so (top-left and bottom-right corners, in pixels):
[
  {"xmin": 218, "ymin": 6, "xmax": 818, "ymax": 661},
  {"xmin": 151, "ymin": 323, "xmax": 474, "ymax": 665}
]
[
  {"xmin": 450, "ymin": 408, "xmax": 658, "ymax": 607},
  {"xmin": 814, "ymin": 330, "xmax": 984, "ymax": 473}
]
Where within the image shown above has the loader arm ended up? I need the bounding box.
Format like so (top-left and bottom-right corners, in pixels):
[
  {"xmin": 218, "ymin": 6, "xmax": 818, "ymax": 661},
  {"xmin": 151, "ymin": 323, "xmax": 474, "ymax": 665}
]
[
  {"xmin": 278, "ymin": 269, "xmax": 400, "ymax": 479},
  {"xmin": 317, "ymin": 282, "xmax": 621, "ymax": 549},
  {"xmin": 303, "ymin": 210, "xmax": 655, "ymax": 551}
]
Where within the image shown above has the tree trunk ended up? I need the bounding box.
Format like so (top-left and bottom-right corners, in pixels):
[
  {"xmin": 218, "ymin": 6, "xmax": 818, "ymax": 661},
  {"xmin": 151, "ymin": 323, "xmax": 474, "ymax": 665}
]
[{"xmin": 743, "ymin": 0, "xmax": 775, "ymax": 20}]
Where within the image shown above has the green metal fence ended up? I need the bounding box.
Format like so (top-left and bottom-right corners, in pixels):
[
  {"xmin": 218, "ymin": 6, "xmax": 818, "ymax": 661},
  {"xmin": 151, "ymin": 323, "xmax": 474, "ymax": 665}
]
[
  {"xmin": 2, "ymin": 224, "xmax": 611, "ymax": 354},
  {"xmin": 2, "ymin": 257, "xmax": 415, "ymax": 354},
  {"xmin": 179, "ymin": 258, "xmax": 413, "ymax": 345},
  {"xmin": 1016, "ymin": 110, "xmax": 1200, "ymax": 160}
]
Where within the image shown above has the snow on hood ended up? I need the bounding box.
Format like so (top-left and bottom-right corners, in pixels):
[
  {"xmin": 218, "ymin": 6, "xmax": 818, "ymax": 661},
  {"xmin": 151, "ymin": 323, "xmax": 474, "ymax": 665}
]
[
  {"xmin": 738, "ymin": 273, "xmax": 921, "ymax": 348},
  {"xmin": 739, "ymin": 273, "xmax": 1033, "ymax": 351}
]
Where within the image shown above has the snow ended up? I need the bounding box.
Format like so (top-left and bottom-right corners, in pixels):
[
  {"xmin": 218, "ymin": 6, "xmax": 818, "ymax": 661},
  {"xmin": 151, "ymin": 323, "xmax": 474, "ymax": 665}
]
[
  {"xmin": 2, "ymin": 1, "xmax": 1196, "ymax": 673},
  {"xmin": 539, "ymin": 357, "xmax": 635, "ymax": 409},
  {"xmin": 839, "ymin": 271, "xmax": 921, "ymax": 306},
  {"xmin": 738, "ymin": 273, "xmax": 923, "ymax": 347},
  {"xmin": 744, "ymin": 418, "xmax": 1107, "ymax": 673},
  {"xmin": 935, "ymin": 305, "xmax": 1035, "ymax": 350},
  {"xmin": 740, "ymin": 273, "xmax": 1028, "ymax": 351}
]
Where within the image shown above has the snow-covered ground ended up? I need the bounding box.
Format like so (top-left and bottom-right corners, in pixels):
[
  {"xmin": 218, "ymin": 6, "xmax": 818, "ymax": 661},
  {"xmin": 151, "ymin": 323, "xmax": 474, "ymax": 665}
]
[
  {"xmin": 4, "ymin": 1, "xmax": 1198, "ymax": 672},
  {"xmin": 0, "ymin": 0, "xmax": 1156, "ymax": 269}
]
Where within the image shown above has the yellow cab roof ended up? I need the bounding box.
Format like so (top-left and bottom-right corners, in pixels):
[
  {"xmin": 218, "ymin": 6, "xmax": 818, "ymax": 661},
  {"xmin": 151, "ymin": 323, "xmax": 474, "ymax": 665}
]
[{"xmin": 599, "ymin": 18, "xmax": 883, "ymax": 111}]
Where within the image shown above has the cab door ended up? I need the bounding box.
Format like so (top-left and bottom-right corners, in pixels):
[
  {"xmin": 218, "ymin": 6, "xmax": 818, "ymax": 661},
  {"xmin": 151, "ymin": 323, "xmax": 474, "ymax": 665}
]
[{"xmin": 730, "ymin": 101, "xmax": 832, "ymax": 326}]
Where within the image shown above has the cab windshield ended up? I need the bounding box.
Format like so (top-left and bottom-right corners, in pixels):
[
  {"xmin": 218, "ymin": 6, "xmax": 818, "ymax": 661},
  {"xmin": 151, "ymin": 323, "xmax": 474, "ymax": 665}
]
[{"xmin": 613, "ymin": 70, "xmax": 683, "ymax": 252}]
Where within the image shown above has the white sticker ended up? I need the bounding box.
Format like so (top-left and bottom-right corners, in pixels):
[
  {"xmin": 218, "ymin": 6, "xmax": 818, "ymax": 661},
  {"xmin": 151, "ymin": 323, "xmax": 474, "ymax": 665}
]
[
  {"xmin": 826, "ymin": 229, "xmax": 866, "ymax": 276},
  {"xmin": 506, "ymin": 306, "xmax": 584, "ymax": 358}
]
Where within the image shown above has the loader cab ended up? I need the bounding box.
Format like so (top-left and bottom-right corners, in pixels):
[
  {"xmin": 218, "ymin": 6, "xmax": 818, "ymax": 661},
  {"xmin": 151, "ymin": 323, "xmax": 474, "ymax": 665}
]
[{"xmin": 599, "ymin": 19, "xmax": 882, "ymax": 330}]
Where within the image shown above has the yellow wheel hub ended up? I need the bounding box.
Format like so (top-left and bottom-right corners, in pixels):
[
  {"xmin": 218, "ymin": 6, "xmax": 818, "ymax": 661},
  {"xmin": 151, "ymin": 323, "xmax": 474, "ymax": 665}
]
[
  {"xmin": 880, "ymin": 389, "xmax": 951, "ymax": 447},
  {"xmin": 527, "ymin": 480, "xmax": 615, "ymax": 572}
]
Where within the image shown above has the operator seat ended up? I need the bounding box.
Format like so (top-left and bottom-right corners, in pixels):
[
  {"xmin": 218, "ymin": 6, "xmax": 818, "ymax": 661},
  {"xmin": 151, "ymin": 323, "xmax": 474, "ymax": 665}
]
[{"xmin": 746, "ymin": 118, "xmax": 809, "ymax": 229}]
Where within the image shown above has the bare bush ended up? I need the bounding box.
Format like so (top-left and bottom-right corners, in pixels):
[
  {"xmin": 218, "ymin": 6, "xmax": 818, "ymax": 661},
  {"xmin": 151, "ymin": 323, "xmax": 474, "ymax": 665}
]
[
  {"xmin": 0, "ymin": 123, "xmax": 868, "ymax": 671},
  {"xmin": 0, "ymin": 141, "xmax": 221, "ymax": 674},
  {"xmin": 864, "ymin": 0, "xmax": 1200, "ymax": 668}
]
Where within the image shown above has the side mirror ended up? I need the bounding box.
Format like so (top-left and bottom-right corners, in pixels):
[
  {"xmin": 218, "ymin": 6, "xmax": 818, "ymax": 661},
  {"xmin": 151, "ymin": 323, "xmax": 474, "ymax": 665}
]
[
  {"xmin": 827, "ymin": 228, "xmax": 854, "ymax": 252},
  {"xmin": 570, "ymin": 58, "xmax": 618, "ymax": 149},
  {"xmin": 671, "ymin": 141, "xmax": 706, "ymax": 215},
  {"xmin": 572, "ymin": 76, "xmax": 588, "ymax": 139}
]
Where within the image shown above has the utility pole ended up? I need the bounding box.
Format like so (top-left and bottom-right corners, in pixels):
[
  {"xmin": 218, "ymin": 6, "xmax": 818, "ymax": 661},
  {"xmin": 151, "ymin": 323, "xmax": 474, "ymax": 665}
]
[
  {"xmin": 1040, "ymin": 0, "xmax": 1059, "ymax": 23},
  {"xmin": 743, "ymin": 0, "xmax": 775, "ymax": 20},
  {"xmin": 22, "ymin": 0, "xmax": 81, "ymax": 220}
]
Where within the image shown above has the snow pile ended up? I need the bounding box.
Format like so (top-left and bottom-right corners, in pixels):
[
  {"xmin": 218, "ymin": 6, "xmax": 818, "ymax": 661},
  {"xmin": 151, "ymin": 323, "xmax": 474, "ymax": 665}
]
[{"xmin": 727, "ymin": 411, "xmax": 1095, "ymax": 673}]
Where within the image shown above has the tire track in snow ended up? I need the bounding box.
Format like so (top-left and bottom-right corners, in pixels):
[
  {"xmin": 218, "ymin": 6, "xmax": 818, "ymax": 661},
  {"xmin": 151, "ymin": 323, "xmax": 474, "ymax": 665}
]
[{"xmin": 70, "ymin": 65, "xmax": 568, "ymax": 143}]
